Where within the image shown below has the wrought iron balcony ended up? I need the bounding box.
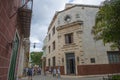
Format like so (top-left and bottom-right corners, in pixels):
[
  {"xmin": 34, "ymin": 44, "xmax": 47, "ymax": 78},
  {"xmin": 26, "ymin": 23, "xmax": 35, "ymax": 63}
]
[{"xmin": 18, "ymin": 0, "xmax": 33, "ymax": 38}]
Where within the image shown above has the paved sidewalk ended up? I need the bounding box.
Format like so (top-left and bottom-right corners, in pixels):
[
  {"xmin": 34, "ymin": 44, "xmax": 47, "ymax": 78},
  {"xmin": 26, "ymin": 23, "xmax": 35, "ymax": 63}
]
[
  {"xmin": 61, "ymin": 74, "xmax": 108, "ymax": 78},
  {"xmin": 19, "ymin": 74, "xmax": 104, "ymax": 80}
]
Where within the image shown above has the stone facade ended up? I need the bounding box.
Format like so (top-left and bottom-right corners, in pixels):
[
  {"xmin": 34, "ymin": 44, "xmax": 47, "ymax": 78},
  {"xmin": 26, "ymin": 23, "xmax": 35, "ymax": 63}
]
[
  {"xmin": 44, "ymin": 4, "xmax": 120, "ymax": 75},
  {"xmin": 17, "ymin": 38, "xmax": 30, "ymax": 77},
  {"xmin": 42, "ymin": 36, "xmax": 47, "ymax": 74},
  {"xmin": 0, "ymin": 0, "xmax": 32, "ymax": 80}
]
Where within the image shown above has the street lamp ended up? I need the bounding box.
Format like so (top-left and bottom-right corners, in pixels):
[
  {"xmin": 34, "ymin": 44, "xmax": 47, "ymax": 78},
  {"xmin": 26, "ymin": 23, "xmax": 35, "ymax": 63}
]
[{"xmin": 33, "ymin": 43, "xmax": 36, "ymax": 48}]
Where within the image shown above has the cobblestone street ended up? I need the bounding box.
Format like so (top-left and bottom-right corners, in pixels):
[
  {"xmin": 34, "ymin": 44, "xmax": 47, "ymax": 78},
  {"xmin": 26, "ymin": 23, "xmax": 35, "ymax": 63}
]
[{"xmin": 20, "ymin": 74, "xmax": 104, "ymax": 80}]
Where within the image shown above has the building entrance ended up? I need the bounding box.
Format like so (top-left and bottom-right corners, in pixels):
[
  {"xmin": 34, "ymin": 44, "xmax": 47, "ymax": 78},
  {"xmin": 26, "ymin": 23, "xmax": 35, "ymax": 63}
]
[
  {"xmin": 66, "ymin": 53, "xmax": 75, "ymax": 75},
  {"xmin": 8, "ymin": 34, "xmax": 19, "ymax": 80}
]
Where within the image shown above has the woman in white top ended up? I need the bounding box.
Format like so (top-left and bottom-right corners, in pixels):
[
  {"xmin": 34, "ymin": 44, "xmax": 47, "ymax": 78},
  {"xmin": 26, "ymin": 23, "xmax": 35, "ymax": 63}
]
[
  {"xmin": 53, "ymin": 67, "xmax": 56, "ymax": 77},
  {"xmin": 57, "ymin": 67, "xmax": 61, "ymax": 80}
]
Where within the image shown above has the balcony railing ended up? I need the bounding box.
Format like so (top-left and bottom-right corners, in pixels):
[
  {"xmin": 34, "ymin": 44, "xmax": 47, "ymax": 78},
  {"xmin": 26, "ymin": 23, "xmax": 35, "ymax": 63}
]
[{"xmin": 18, "ymin": 0, "xmax": 33, "ymax": 38}]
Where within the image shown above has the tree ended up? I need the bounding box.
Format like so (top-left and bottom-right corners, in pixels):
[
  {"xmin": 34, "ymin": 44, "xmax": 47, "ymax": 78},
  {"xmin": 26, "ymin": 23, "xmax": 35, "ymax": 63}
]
[
  {"xmin": 92, "ymin": 0, "xmax": 120, "ymax": 50},
  {"xmin": 30, "ymin": 52, "xmax": 43, "ymax": 66}
]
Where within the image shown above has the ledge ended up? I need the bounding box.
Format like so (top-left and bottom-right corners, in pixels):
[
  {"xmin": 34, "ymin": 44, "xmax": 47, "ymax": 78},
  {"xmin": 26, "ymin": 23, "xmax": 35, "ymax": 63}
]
[
  {"xmin": 62, "ymin": 43, "xmax": 78, "ymax": 48},
  {"xmin": 56, "ymin": 20, "xmax": 83, "ymax": 31}
]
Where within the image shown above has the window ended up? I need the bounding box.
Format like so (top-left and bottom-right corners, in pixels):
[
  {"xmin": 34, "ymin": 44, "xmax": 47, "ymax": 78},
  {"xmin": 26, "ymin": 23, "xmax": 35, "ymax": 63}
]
[
  {"xmin": 64, "ymin": 15, "xmax": 71, "ymax": 22},
  {"xmin": 90, "ymin": 58, "xmax": 95, "ymax": 63},
  {"xmin": 21, "ymin": 0, "xmax": 26, "ymax": 6},
  {"xmin": 82, "ymin": 7, "xmax": 84, "ymax": 9},
  {"xmin": 48, "ymin": 46, "xmax": 50, "ymax": 53},
  {"xmin": 52, "ymin": 57, "xmax": 56, "ymax": 66},
  {"xmin": 52, "ymin": 26, "xmax": 55, "ymax": 35},
  {"xmin": 49, "ymin": 34, "xmax": 51, "ymax": 40},
  {"xmin": 107, "ymin": 51, "xmax": 120, "ymax": 64},
  {"xmin": 65, "ymin": 33, "xmax": 73, "ymax": 44},
  {"xmin": 76, "ymin": 14, "xmax": 80, "ymax": 18},
  {"xmin": 52, "ymin": 41, "xmax": 55, "ymax": 50},
  {"xmin": 48, "ymin": 59, "xmax": 50, "ymax": 66},
  {"xmin": 58, "ymin": 20, "xmax": 60, "ymax": 25},
  {"xmin": 77, "ymin": 57, "xmax": 79, "ymax": 62}
]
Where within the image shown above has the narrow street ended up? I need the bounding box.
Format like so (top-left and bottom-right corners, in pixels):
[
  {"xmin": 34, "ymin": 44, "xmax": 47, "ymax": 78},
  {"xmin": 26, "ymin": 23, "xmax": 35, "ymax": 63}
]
[
  {"xmin": 20, "ymin": 74, "xmax": 104, "ymax": 80},
  {"xmin": 1, "ymin": 0, "xmax": 120, "ymax": 80}
]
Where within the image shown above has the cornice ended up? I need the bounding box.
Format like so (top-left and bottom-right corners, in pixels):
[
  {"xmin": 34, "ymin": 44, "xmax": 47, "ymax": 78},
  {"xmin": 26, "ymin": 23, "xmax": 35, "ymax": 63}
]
[
  {"xmin": 48, "ymin": 4, "xmax": 99, "ymax": 32},
  {"xmin": 56, "ymin": 20, "xmax": 83, "ymax": 31}
]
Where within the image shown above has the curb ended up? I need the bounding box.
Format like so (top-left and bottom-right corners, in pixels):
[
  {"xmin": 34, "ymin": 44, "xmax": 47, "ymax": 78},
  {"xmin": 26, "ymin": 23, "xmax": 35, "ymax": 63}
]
[{"xmin": 61, "ymin": 74, "xmax": 107, "ymax": 78}]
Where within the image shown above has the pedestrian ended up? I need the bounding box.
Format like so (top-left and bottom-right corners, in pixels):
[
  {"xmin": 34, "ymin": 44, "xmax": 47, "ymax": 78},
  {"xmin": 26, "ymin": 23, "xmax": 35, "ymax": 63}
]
[
  {"xmin": 57, "ymin": 67, "xmax": 61, "ymax": 80},
  {"xmin": 23, "ymin": 68, "xmax": 26, "ymax": 76},
  {"xmin": 53, "ymin": 67, "xmax": 56, "ymax": 77},
  {"xmin": 37, "ymin": 67, "xmax": 41, "ymax": 75},
  {"xmin": 26, "ymin": 67, "xmax": 28, "ymax": 76},
  {"xmin": 49, "ymin": 67, "xmax": 52, "ymax": 74},
  {"xmin": 27, "ymin": 67, "xmax": 33, "ymax": 80},
  {"xmin": 32, "ymin": 68, "xmax": 35, "ymax": 76}
]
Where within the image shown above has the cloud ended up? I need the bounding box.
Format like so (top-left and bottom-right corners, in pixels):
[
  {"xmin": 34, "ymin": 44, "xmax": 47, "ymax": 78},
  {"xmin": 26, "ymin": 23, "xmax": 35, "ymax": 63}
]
[
  {"xmin": 69, "ymin": 0, "xmax": 74, "ymax": 2},
  {"xmin": 30, "ymin": 0, "xmax": 68, "ymax": 52},
  {"xmin": 31, "ymin": 0, "xmax": 68, "ymax": 25},
  {"xmin": 30, "ymin": 47, "xmax": 43, "ymax": 52},
  {"xmin": 72, "ymin": 0, "xmax": 105, "ymax": 5}
]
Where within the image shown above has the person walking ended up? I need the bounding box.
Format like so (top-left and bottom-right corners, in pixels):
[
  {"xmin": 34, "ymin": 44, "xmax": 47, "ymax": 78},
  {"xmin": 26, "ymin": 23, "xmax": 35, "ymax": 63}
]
[
  {"xmin": 27, "ymin": 67, "xmax": 33, "ymax": 80},
  {"xmin": 23, "ymin": 68, "xmax": 26, "ymax": 76},
  {"xmin": 37, "ymin": 67, "xmax": 41, "ymax": 75},
  {"xmin": 57, "ymin": 67, "xmax": 61, "ymax": 80},
  {"xmin": 25, "ymin": 67, "xmax": 28, "ymax": 76},
  {"xmin": 49, "ymin": 67, "xmax": 51, "ymax": 74},
  {"xmin": 53, "ymin": 67, "xmax": 56, "ymax": 77}
]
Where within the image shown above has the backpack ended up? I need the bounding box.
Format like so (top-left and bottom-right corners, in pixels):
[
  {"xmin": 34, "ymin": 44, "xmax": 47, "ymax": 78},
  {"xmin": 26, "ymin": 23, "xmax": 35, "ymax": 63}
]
[{"xmin": 27, "ymin": 68, "xmax": 32, "ymax": 75}]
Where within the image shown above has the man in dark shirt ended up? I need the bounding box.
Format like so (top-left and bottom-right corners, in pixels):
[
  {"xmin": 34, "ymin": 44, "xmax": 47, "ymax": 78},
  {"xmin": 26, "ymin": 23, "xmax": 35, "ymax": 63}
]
[{"xmin": 27, "ymin": 67, "xmax": 33, "ymax": 80}]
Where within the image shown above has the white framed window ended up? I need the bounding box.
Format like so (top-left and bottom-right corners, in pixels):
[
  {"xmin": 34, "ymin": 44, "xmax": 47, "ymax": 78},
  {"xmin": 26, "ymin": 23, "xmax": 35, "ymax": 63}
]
[
  {"xmin": 21, "ymin": 0, "xmax": 26, "ymax": 6},
  {"xmin": 76, "ymin": 14, "xmax": 80, "ymax": 18},
  {"xmin": 65, "ymin": 33, "xmax": 73, "ymax": 44},
  {"xmin": 107, "ymin": 51, "xmax": 120, "ymax": 64}
]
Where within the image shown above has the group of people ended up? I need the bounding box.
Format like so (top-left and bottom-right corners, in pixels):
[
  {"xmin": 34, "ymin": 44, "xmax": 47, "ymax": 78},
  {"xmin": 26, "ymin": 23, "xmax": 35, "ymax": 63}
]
[
  {"xmin": 48, "ymin": 67, "xmax": 61, "ymax": 79},
  {"xmin": 23, "ymin": 66, "xmax": 41, "ymax": 80},
  {"xmin": 23, "ymin": 66, "xmax": 61, "ymax": 80}
]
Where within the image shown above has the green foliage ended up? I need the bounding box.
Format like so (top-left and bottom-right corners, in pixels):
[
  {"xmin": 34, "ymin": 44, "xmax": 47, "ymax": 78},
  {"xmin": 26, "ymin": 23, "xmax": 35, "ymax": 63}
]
[
  {"xmin": 30, "ymin": 52, "xmax": 43, "ymax": 66},
  {"xmin": 92, "ymin": 0, "xmax": 120, "ymax": 50},
  {"xmin": 112, "ymin": 75, "xmax": 120, "ymax": 80}
]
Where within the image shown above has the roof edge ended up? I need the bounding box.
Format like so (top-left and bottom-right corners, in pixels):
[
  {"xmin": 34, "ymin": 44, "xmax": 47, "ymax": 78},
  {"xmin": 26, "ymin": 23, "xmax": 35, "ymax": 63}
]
[{"xmin": 48, "ymin": 4, "xmax": 100, "ymax": 32}]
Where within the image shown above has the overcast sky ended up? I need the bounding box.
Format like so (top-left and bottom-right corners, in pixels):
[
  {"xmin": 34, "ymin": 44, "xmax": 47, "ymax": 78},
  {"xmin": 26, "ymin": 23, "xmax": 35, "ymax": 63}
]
[{"xmin": 30, "ymin": 0, "xmax": 105, "ymax": 52}]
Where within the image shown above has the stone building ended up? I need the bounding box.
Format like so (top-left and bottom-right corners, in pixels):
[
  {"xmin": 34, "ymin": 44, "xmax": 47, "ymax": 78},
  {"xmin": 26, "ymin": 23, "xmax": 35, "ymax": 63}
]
[
  {"xmin": 17, "ymin": 38, "xmax": 30, "ymax": 78},
  {"xmin": 0, "ymin": 0, "xmax": 33, "ymax": 80},
  {"xmin": 44, "ymin": 4, "xmax": 120, "ymax": 75},
  {"xmin": 42, "ymin": 36, "xmax": 47, "ymax": 75}
]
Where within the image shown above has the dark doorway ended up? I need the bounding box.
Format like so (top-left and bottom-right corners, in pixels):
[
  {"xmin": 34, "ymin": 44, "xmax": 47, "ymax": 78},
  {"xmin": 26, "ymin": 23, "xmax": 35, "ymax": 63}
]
[{"xmin": 66, "ymin": 53, "xmax": 75, "ymax": 74}]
